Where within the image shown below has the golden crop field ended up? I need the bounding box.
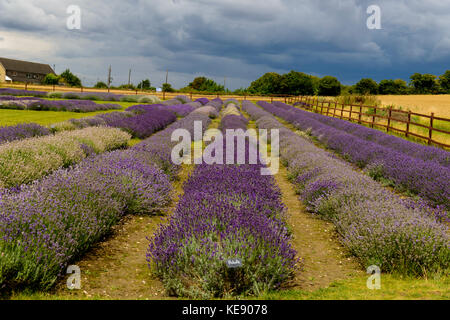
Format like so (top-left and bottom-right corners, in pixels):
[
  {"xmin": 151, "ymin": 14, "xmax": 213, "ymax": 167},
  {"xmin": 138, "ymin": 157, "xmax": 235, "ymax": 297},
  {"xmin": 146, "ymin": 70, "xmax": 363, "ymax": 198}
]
[{"xmin": 377, "ymin": 95, "xmax": 450, "ymax": 118}]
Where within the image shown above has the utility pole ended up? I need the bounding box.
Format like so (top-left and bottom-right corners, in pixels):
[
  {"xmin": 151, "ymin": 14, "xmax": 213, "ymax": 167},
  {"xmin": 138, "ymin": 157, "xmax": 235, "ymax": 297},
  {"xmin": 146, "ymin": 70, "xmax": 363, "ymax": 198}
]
[
  {"xmin": 107, "ymin": 65, "xmax": 112, "ymax": 91},
  {"xmin": 128, "ymin": 69, "xmax": 131, "ymax": 86},
  {"xmin": 165, "ymin": 70, "xmax": 168, "ymax": 84},
  {"xmin": 224, "ymin": 77, "xmax": 226, "ymax": 91}
]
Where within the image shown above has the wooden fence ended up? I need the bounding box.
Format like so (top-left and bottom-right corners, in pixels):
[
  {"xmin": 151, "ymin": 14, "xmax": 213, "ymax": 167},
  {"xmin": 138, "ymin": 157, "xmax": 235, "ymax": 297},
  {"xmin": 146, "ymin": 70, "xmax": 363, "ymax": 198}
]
[{"xmin": 287, "ymin": 96, "xmax": 450, "ymax": 149}]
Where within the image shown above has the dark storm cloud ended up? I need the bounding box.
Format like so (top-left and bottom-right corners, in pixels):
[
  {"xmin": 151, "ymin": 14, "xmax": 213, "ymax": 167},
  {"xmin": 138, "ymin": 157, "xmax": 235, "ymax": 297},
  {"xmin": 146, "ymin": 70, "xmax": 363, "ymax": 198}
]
[{"xmin": 0, "ymin": 0, "xmax": 449, "ymax": 88}]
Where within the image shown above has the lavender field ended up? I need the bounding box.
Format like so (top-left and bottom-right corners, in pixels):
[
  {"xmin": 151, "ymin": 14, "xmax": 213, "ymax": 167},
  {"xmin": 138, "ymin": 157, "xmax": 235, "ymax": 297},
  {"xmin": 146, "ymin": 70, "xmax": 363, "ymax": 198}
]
[{"xmin": 0, "ymin": 93, "xmax": 448, "ymax": 300}]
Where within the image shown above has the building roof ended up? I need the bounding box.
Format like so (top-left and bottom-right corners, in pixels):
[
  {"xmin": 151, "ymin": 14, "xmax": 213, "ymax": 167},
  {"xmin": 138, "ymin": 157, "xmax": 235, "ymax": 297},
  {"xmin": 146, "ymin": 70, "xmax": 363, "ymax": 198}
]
[{"xmin": 0, "ymin": 57, "xmax": 54, "ymax": 75}]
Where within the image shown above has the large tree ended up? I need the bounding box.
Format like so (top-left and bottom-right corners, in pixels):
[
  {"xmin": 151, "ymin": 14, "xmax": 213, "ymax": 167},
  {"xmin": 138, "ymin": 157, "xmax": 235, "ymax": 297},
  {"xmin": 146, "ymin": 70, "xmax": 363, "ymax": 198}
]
[
  {"xmin": 43, "ymin": 73, "xmax": 60, "ymax": 85},
  {"xmin": 162, "ymin": 83, "xmax": 175, "ymax": 92},
  {"xmin": 188, "ymin": 77, "xmax": 224, "ymax": 92},
  {"xmin": 137, "ymin": 79, "xmax": 151, "ymax": 90},
  {"xmin": 248, "ymin": 72, "xmax": 282, "ymax": 94},
  {"xmin": 94, "ymin": 81, "xmax": 108, "ymax": 89},
  {"xmin": 354, "ymin": 78, "xmax": 378, "ymax": 95},
  {"xmin": 59, "ymin": 69, "xmax": 82, "ymax": 87},
  {"xmin": 439, "ymin": 70, "xmax": 450, "ymax": 93},
  {"xmin": 410, "ymin": 73, "xmax": 439, "ymax": 94},
  {"xmin": 279, "ymin": 71, "xmax": 315, "ymax": 96},
  {"xmin": 378, "ymin": 79, "xmax": 408, "ymax": 94},
  {"xmin": 318, "ymin": 76, "xmax": 341, "ymax": 96}
]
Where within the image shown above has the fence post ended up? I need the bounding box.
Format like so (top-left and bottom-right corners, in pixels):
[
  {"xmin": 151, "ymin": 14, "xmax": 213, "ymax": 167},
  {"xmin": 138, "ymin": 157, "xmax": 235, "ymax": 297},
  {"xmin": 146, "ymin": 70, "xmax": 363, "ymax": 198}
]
[
  {"xmin": 406, "ymin": 111, "xmax": 411, "ymax": 137},
  {"xmin": 387, "ymin": 106, "xmax": 392, "ymax": 133},
  {"xmin": 340, "ymin": 104, "xmax": 344, "ymax": 119},
  {"xmin": 349, "ymin": 105, "xmax": 353, "ymax": 121},
  {"xmin": 190, "ymin": 92, "xmax": 193, "ymax": 100},
  {"xmin": 163, "ymin": 91, "xmax": 166, "ymax": 100},
  {"xmin": 333, "ymin": 102, "xmax": 337, "ymax": 117},
  {"xmin": 371, "ymin": 108, "xmax": 376, "ymax": 128},
  {"xmin": 320, "ymin": 101, "xmax": 324, "ymax": 114},
  {"xmin": 429, "ymin": 113, "xmax": 434, "ymax": 145},
  {"xmin": 25, "ymin": 82, "xmax": 28, "ymax": 91},
  {"xmin": 326, "ymin": 102, "xmax": 330, "ymax": 116},
  {"xmin": 358, "ymin": 103, "xmax": 363, "ymax": 124},
  {"xmin": 135, "ymin": 89, "xmax": 138, "ymax": 95}
]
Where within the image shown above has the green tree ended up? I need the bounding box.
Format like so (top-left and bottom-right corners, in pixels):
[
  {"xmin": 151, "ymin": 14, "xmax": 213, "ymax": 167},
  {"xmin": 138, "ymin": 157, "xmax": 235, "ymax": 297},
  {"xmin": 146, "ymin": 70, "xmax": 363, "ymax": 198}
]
[
  {"xmin": 354, "ymin": 78, "xmax": 378, "ymax": 94},
  {"xmin": 42, "ymin": 73, "xmax": 59, "ymax": 85},
  {"xmin": 137, "ymin": 79, "xmax": 151, "ymax": 90},
  {"xmin": 59, "ymin": 69, "xmax": 82, "ymax": 87},
  {"xmin": 248, "ymin": 72, "xmax": 282, "ymax": 94},
  {"xmin": 94, "ymin": 81, "xmax": 108, "ymax": 89},
  {"xmin": 410, "ymin": 73, "xmax": 439, "ymax": 94},
  {"xmin": 318, "ymin": 76, "xmax": 341, "ymax": 96},
  {"xmin": 378, "ymin": 79, "xmax": 408, "ymax": 94},
  {"xmin": 187, "ymin": 77, "xmax": 224, "ymax": 92},
  {"xmin": 162, "ymin": 83, "xmax": 175, "ymax": 92},
  {"xmin": 279, "ymin": 71, "xmax": 315, "ymax": 95},
  {"xmin": 439, "ymin": 70, "xmax": 450, "ymax": 93}
]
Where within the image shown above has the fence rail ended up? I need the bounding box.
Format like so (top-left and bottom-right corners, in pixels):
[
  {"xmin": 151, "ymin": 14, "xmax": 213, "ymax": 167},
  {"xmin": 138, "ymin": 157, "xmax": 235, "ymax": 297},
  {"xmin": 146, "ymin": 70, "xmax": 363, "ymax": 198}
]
[{"xmin": 287, "ymin": 96, "xmax": 450, "ymax": 149}]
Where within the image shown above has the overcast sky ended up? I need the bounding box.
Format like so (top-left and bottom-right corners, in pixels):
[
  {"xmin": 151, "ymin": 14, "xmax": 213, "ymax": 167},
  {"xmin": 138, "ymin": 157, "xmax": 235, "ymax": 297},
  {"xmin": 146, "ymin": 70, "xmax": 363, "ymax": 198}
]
[{"xmin": 0, "ymin": 0, "xmax": 449, "ymax": 89}]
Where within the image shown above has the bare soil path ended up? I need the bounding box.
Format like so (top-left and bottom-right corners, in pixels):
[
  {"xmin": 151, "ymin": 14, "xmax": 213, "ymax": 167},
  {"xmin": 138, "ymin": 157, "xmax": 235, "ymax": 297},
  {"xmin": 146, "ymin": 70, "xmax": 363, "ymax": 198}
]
[
  {"xmin": 245, "ymin": 117, "xmax": 363, "ymax": 291},
  {"xmin": 274, "ymin": 165, "xmax": 363, "ymax": 291},
  {"xmin": 52, "ymin": 165, "xmax": 193, "ymax": 300}
]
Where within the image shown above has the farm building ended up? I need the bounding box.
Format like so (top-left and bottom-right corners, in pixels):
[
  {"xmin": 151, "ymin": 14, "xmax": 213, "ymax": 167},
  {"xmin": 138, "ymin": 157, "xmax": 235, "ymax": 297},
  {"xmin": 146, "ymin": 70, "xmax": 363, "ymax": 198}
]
[{"xmin": 0, "ymin": 57, "xmax": 55, "ymax": 84}]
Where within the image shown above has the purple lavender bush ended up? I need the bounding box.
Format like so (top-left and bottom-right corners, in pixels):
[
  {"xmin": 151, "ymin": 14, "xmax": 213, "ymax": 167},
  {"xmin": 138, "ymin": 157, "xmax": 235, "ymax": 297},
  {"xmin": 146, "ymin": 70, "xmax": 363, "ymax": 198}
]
[
  {"xmin": 0, "ymin": 108, "xmax": 208, "ymax": 290},
  {"xmin": 274, "ymin": 101, "xmax": 449, "ymax": 167},
  {"xmin": 147, "ymin": 110, "xmax": 299, "ymax": 298},
  {"xmin": 0, "ymin": 88, "xmax": 47, "ymax": 97},
  {"xmin": 126, "ymin": 104, "xmax": 195, "ymax": 117},
  {"xmin": 258, "ymin": 101, "xmax": 450, "ymax": 210},
  {"xmin": 195, "ymin": 98, "xmax": 209, "ymax": 105},
  {"xmin": 0, "ymin": 95, "xmax": 122, "ymax": 112},
  {"xmin": 0, "ymin": 150, "xmax": 172, "ymax": 289},
  {"xmin": 102, "ymin": 108, "xmax": 176, "ymax": 139},
  {"xmin": 243, "ymin": 100, "xmax": 449, "ymax": 276},
  {"xmin": 0, "ymin": 123, "xmax": 51, "ymax": 145}
]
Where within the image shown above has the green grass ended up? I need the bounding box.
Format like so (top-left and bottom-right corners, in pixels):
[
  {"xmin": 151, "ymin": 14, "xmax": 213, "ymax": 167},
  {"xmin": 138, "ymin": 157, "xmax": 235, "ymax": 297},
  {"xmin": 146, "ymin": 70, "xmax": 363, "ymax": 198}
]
[
  {"xmin": 0, "ymin": 100, "xmax": 135, "ymax": 127},
  {"xmin": 6, "ymin": 274, "xmax": 448, "ymax": 300},
  {"xmin": 258, "ymin": 274, "xmax": 450, "ymax": 300}
]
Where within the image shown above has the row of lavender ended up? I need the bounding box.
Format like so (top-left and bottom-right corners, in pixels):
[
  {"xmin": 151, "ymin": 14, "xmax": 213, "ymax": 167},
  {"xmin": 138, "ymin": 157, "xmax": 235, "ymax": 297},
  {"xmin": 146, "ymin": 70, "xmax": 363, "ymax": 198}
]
[
  {"xmin": 0, "ymin": 95, "xmax": 122, "ymax": 112},
  {"xmin": 0, "ymin": 104, "xmax": 214, "ymax": 290},
  {"xmin": 0, "ymin": 88, "xmax": 205, "ymax": 104},
  {"xmin": 147, "ymin": 103, "xmax": 298, "ymax": 298},
  {"xmin": 0, "ymin": 102, "xmax": 191, "ymax": 189},
  {"xmin": 0, "ymin": 99, "xmax": 210, "ymax": 145},
  {"xmin": 292, "ymin": 101, "xmax": 449, "ymax": 166},
  {"xmin": 258, "ymin": 101, "xmax": 450, "ymax": 210},
  {"xmin": 242, "ymin": 101, "xmax": 449, "ymax": 276}
]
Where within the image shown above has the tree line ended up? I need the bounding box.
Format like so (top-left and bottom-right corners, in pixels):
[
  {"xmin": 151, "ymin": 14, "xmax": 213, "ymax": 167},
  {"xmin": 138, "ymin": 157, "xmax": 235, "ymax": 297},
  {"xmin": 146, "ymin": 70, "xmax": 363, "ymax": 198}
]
[
  {"xmin": 43, "ymin": 69, "xmax": 450, "ymax": 96},
  {"xmin": 246, "ymin": 70, "xmax": 450, "ymax": 96}
]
